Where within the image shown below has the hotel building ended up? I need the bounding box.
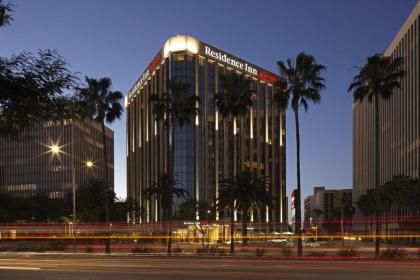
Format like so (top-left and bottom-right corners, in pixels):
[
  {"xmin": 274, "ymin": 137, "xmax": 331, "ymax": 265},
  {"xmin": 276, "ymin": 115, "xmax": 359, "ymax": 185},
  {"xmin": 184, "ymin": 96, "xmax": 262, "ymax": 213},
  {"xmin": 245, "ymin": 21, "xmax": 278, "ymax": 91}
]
[
  {"xmin": 0, "ymin": 119, "xmax": 114, "ymax": 198},
  {"xmin": 126, "ymin": 35, "xmax": 286, "ymax": 224},
  {"xmin": 353, "ymin": 2, "xmax": 419, "ymax": 209}
]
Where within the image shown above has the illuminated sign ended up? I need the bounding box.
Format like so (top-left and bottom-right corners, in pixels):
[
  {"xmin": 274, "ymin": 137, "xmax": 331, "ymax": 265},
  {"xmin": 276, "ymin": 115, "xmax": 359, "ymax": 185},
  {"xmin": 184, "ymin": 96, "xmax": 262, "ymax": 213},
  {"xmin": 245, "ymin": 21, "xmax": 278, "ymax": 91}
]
[
  {"xmin": 129, "ymin": 52, "xmax": 162, "ymax": 99},
  {"xmin": 204, "ymin": 46, "xmax": 257, "ymax": 75},
  {"xmin": 258, "ymin": 70, "xmax": 278, "ymax": 84},
  {"xmin": 291, "ymin": 190, "xmax": 296, "ymax": 209}
]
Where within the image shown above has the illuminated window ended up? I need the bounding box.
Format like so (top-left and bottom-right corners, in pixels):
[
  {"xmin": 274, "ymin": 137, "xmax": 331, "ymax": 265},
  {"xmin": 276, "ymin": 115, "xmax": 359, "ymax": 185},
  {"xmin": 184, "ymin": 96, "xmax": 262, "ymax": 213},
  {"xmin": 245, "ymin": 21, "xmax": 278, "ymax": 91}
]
[{"xmin": 172, "ymin": 53, "xmax": 185, "ymax": 61}]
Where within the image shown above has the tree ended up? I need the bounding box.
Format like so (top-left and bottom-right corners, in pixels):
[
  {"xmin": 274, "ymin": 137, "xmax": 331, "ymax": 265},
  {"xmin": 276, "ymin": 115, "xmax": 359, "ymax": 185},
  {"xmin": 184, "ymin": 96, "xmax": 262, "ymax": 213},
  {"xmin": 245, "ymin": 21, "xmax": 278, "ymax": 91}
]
[
  {"xmin": 143, "ymin": 174, "xmax": 189, "ymax": 253},
  {"xmin": 0, "ymin": 192, "xmax": 67, "ymax": 222},
  {"xmin": 214, "ymin": 73, "xmax": 254, "ymax": 175},
  {"xmin": 177, "ymin": 198, "xmax": 215, "ymax": 248},
  {"xmin": 357, "ymin": 193, "xmax": 376, "ymax": 240},
  {"xmin": 77, "ymin": 179, "xmax": 114, "ymax": 222},
  {"xmin": 275, "ymin": 52, "xmax": 326, "ymax": 256},
  {"xmin": 348, "ymin": 54, "xmax": 404, "ymax": 257},
  {"xmin": 76, "ymin": 77, "xmax": 123, "ymax": 253},
  {"xmin": 1, "ymin": 3, "xmax": 77, "ymax": 139},
  {"xmin": 150, "ymin": 79, "xmax": 199, "ymax": 254},
  {"xmin": 0, "ymin": 50, "xmax": 78, "ymax": 138},
  {"xmin": 217, "ymin": 169, "xmax": 273, "ymax": 254},
  {"xmin": 177, "ymin": 198, "xmax": 214, "ymax": 221},
  {"xmin": 0, "ymin": 0, "xmax": 12, "ymax": 27}
]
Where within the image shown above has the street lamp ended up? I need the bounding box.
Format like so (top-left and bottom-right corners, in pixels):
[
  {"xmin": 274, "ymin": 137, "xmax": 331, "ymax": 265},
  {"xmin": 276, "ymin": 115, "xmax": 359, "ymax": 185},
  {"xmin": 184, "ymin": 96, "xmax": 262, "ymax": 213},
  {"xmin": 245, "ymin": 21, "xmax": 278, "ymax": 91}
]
[
  {"xmin": 50, "ymin": 145, "xmax": 61, "ymax": 155},
  {"xmin": 48, "ymin": 143, "xmax": 77, "ymax": 250}
]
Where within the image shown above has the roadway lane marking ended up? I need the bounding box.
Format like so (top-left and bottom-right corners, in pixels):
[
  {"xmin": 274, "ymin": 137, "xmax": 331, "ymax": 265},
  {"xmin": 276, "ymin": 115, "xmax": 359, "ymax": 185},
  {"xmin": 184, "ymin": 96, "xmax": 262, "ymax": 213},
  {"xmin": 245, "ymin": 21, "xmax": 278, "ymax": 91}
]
[{"xmin": 0, "ymin": 266, "xmax": 41, "ymax": 270}]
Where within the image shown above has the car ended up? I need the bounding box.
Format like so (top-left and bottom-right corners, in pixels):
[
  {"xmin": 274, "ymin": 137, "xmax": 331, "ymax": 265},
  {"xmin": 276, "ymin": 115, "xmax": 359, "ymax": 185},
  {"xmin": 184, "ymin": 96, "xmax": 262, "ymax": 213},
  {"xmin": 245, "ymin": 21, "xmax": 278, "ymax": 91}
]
[
  {"xmin": 303, "ymin": 241, "xmax": 320, "ymax": 247},
  {"xmin": 265, "ymin": 239, "xmax": 293, "ymax": 246}
]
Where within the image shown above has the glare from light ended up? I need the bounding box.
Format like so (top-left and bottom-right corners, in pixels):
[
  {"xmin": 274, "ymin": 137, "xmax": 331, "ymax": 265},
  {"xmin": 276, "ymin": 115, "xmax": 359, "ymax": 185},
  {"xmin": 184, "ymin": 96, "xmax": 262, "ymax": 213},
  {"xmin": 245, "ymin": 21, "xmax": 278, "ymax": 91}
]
[{"xmin": 50, "ymin": 145, "xmax": 61, "ymax": 155}]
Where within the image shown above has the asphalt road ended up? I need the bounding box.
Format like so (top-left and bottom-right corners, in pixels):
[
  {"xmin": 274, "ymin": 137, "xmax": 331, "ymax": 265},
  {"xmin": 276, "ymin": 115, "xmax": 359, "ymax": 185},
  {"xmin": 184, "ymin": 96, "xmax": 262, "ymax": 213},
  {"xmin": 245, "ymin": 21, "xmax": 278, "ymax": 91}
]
[{"xmin": 0, "ymin": 255, "xmax": 419, "ymax": 280}]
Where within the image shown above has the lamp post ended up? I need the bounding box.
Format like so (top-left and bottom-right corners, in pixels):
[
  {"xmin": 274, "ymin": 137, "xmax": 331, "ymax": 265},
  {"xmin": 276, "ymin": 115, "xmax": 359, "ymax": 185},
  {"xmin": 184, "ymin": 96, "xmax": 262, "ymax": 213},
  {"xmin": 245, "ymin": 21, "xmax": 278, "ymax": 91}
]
[{"xmin": 49, "ymin": 144, "xmax": 94, "ymax": 252}]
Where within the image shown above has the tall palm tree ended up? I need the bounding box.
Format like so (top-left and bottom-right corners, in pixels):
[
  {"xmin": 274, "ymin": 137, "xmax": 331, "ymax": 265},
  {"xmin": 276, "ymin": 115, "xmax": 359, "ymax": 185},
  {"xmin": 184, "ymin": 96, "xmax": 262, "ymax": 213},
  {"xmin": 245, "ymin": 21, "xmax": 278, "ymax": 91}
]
[
  {"xmin": 143, "ymin": 174, "xmax": 189, "ymax": 244},
  {"xmin": 214, "ymin": 73, "xmax": 254, "ymax": 174},
  {"xmin": 77, "ymin": 77, "xmax": 123, "ymax": 254},
  {"xmin": 217, "ymin": 169, "xmax": 273, "ymax": 254},
  {"xmin": 150, "ymin": 79, "xmax": 199, "ymax": 254},
  {"xmin": 275, "ymin": 52, "xmax": 326, "ymax": 256},
  {"xmin": 348, "ymin": 54, "xmax": 404, "ymax": 257}
]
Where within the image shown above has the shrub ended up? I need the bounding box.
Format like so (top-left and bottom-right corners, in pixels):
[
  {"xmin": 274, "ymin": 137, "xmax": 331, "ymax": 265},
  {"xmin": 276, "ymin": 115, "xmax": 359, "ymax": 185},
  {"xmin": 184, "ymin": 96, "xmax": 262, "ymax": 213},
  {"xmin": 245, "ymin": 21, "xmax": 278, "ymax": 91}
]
[
  {"xmin": 217, "ymin": 248, "xmax": 227, "ymax": 256},
  {"xmin": 84, "ymin": 246, "xmax": 94, "ymax": 253},
  {"xmin": 173, "ymin": 246, "xmax": 184, "ymax": 255},
  {"xmin": 15, "ymin": 241, "xmax": 46, "ymax": 252},
  {"xmin": 336, "ymin": 247, "xmax": 358, "ymax": 257},
  {"xmin": 46, "ymin": 240, "xmax": 68, "ymax": 251},
  {"xmin": 308, "ymin": 251, "xmax": 327, "ymax": 257},
  {"xmin": 196, "ymin": 245, "xmax": 225, "ymax": 256},
  {"xmin": 280, "ymin": 246, "xmax": 292, "ymax": 257},
  {"xmin": 255, "ymin": 248, "xmax": 265, "ymax": 257},
  {"xmin": 131, "ymin": 247, "xmax": 154, "ymax": 254},
  {"xmin": 381, "ymin": 248, "xmax": 406, "ymax": 259}
]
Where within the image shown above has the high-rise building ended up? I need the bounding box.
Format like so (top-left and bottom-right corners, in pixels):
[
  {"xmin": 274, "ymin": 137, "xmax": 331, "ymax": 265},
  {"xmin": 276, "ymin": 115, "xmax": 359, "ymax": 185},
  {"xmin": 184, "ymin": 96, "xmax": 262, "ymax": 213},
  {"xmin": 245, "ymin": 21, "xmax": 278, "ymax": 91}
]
[
  {"xmin": 126, "ymin": 35, "xmax": 286, "ymax": 224},
  {"xmin": 304, "ymin": 186, "xmax": 352, "ymax": 233},
  {"xmin": 0, "ymin": 119, "xmax": 114, "ymax": 198},
  {"xmin": 353, "ymin": 2, "xmax": 419, "ymax": 204}
]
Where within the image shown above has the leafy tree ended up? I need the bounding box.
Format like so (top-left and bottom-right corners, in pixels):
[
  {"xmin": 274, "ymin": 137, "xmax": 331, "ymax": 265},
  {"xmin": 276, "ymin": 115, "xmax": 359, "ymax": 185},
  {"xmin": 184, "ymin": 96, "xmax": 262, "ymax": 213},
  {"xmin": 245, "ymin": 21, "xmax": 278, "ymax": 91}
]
[
  {"xmin": 1, "ymin": 3, "xmax": 77, "ymax": 138},
  {"xmin": 348, "ymin": 54, "xmax": 404, "ymax": 256},
  {"xmin": 217, "ymin": 169, "xmax": 273, "ymax": 254},
  {"xmin": 275, "ymin": 52, "xmax": 326, "ymax": 256},
  {"xmin": 0, "ymin": 50, "xmax": 78, "ymax": 138},
  {"xmin": 150, "ymin": 79, "xmax": 199, "ymax": 254},
  {"xmin": 76, "ymin": 77, "xmax": 123, "ymax": 253},
  {"xmin": 143, "ymin": 174, "xmax": 189, "ymax": 254},
  {"xmin": 0, "ymin": 0, "xmax": 12, "ymax": 27},
  {"xmin": 357, "ymin": 193, "xmax": 376, "ymax": 240}
]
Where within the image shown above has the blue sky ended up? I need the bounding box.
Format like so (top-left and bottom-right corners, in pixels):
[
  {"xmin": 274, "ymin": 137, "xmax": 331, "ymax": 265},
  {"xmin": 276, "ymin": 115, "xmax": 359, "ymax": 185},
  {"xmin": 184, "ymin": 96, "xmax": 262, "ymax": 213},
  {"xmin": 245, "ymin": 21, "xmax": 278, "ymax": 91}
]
[{"xmin": 0, "ymin": 0, "xmax": 417, "ymax": 203}]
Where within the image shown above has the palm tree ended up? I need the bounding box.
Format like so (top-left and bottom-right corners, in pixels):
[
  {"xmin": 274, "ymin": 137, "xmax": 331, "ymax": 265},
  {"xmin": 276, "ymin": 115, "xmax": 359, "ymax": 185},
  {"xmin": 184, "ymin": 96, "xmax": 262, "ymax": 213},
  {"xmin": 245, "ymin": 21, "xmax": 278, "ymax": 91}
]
[
  {"xmin": 150, "ymin": 79, "xmax": 199, "ymax": 254},
  {"xmin": 214, "ymin": 73, "xmax": 254, "ymax": 174},
  {"xmin": 77, "ymin": 178, "xmax": 114, "ymax": 222},
  {"xmin": 275, "ymin": 52, "xmax": 326, "ymax": 256},
  {"xmin": 77, "ymin": 77, "xmax": 123, "ymax": 254},
  {"xmin": 348, "ymin": 54, "xmax": 404, "ymax": 257},
  {"xmin": 143, "ymin": 174, "xmax": 189, "ymax": 253},
  {"xmin": 217, "ymin": 169, "xmax": 273, "ymax": 254}
]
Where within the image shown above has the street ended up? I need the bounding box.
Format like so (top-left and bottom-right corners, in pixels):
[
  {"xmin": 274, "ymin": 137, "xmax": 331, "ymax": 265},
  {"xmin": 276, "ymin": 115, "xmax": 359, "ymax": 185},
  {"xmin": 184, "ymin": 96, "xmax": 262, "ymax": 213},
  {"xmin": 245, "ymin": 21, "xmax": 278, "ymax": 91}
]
[{"xmin": 0, "ymin": 255, "xmax": 419, "ymax": 280}]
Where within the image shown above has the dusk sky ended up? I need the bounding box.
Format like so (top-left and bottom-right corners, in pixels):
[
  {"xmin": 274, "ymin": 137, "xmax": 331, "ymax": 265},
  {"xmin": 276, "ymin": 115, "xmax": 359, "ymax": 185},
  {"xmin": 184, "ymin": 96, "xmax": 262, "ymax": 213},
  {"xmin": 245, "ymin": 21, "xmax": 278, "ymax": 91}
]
[{"xmin": 0, "ymin": 0, "xmax": 417, "ymax": 204}]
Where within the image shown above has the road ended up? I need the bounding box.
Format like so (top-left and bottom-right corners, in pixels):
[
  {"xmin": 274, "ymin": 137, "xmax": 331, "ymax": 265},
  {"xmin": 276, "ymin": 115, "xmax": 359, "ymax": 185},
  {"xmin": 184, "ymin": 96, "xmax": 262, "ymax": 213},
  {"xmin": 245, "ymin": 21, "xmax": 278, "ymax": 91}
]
[{"xmin": 0, "ymin": 255, "xmax": 419, "ymax": 280}]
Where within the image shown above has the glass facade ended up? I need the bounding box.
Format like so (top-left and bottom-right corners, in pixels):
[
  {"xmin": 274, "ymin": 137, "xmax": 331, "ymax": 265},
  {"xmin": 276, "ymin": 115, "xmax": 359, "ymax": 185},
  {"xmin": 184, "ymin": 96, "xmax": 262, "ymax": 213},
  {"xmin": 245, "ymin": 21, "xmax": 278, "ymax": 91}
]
[{"xmin": 126, "ymin": 35, "xmax": 287, "ymax": 224}]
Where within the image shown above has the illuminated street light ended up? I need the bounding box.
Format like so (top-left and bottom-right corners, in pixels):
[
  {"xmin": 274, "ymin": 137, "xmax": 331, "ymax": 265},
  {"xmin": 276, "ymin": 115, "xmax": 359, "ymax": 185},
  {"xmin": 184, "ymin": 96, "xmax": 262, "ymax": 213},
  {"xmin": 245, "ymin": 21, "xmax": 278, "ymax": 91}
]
[
  {"xmin": 86, "ymin": 161, "xmax": 94, "ymax": 168},
  {"xmin": 50, "ymin": 145, "xmax": 61, "ymax": 155}
]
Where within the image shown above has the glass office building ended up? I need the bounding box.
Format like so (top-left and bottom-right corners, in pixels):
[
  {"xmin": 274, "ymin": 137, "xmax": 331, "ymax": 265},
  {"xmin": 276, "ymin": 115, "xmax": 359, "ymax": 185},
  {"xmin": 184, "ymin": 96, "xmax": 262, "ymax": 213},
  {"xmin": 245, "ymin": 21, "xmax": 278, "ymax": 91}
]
[{"xmin": 126, "ymin": 35, "xmax": 286, "ymax": 224}]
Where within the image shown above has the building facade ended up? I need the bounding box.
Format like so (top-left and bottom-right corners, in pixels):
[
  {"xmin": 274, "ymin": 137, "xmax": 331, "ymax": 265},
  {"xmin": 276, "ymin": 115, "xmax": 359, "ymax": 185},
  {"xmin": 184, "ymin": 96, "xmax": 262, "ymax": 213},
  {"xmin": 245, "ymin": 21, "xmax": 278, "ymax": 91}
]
[
  {"xmin": 126, "ymin": 35, "xmax": 286, "ymax": 224},
  {"xmin": 353, "ymin": 2, "xmax": 419, "ymax": 205},
  {"xmin": 0, "ymin": 119, "xmax": 114, "ymax": 198},
  {"xmin": 304, "ymin": 187, "xmax": 352, "ymax": 233}
]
